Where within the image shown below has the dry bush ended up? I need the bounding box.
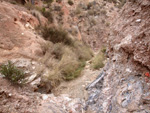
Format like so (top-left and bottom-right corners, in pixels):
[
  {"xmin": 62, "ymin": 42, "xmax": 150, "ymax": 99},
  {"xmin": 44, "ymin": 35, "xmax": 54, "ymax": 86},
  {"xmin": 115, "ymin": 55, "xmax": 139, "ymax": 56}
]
[
  {"xmin": 68, "ymin": 0, "xmax": 74, "ymax": 6},
  {"xmin": 73, "ymin": 41, "xmax": 93, "ymax": 61},
  {"xmin": 56, "ymin": 0, "xmax": 62, "ymax": 3},
  {"xmin": 41, "ymin": 10, "xmax": 53, "ymax": 23},
  {"xmin": 41, "ymin": 26, "xmax": 73, "ymax": 46},
  {"xmin": 24, "ymin": 2, "xmax": 35, "ymax": 10},
  {"xmin": 31, "ymin": 10, "xmax": 42, "ymax": 25},
  {"xmin": 44, "ymin": 0, "xmax": 54, "ymax": 4},
  {"xmin": 58, "ymin": 47, "xmax": 80, "ymax": 80},
  {"xmin": 40, "ymin": 40, "xmax": 93, "ymax": 87},
  {"xmin": 91, "ymin": 51, "xmax": 106, "ymax": 70}
]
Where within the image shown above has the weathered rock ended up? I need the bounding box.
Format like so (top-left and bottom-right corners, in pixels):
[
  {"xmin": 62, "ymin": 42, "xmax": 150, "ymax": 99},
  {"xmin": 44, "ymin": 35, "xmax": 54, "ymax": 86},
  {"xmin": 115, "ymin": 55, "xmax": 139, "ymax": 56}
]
[
  {"xmin": 86, "ymin": 0, "xmax": 150, "ymax": 112},
  {"xmin": 0, "ymin": 1, "xmax": 46, "ymax": 63}
]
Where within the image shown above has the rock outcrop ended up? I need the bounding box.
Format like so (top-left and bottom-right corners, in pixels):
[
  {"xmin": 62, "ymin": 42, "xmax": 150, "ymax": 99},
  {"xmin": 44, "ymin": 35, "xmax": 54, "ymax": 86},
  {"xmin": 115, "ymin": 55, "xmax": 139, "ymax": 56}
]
[
  {"xmin": 0, "ymin": 1, "xmax": 47, "ymax": 63},
  {"xmin": 86, "ymin": 0, "xmax": 150, "ymax": 112}
]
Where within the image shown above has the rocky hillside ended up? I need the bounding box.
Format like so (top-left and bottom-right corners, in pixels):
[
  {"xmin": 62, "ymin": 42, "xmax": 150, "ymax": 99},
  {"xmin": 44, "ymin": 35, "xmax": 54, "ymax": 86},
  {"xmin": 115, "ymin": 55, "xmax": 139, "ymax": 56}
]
[
  {"xmin": 86, "ymin": 0, "xmax": 150, "ymax": 112},
  {"xmin": 1, "ymin": 0, "xmax": 150, "ymax": 113}
]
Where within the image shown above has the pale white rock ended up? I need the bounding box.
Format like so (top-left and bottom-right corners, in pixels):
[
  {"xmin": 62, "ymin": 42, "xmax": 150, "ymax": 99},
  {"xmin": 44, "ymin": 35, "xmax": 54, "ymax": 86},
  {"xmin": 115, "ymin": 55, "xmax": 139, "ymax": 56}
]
[
  {"xmin": 30, "ymin": 77, "xmax": 41, "ymax": 86},
  {"xmin": 126, "ymin": 68, "xmax": 132, "ymax": 73},
  {"xmin": 114, "ymin": 34, "xmax": 132, "ymax": 51},
  {"xmin": 25, "ymin": 22, "xmax": 34, "ymax": 29},
  {"xmin": 32, "ymin": 66, "xmax": 35, "ymax": 70},
  {"xmin": 8, "ymin": 93, "xmax": 12, "ymax": 97},
  {"xmin": 27, "ymin": 74, "xmax": 37, "ymax": 83},
  {"xmin": 136, "ymin": 19, "xmax": 141, "ymax": 23},
  {"xmin": 82, "ymin": 85, "xmax": 85, "ymax": 87},
  {"xmin": 42, "ymin": 94, "xmax": 48, "ymax": 100},
  {"xmin": 31, "ymin": 61, "xmax": 36, "ymax": 65}
]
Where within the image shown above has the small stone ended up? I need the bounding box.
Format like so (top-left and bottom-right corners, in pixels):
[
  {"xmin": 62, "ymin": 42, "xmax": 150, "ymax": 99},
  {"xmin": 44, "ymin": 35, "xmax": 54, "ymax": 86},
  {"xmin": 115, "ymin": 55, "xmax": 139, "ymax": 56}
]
[
  {"xmin": 136, "ymin": 19, "xmax": 141, "ymax": 23},
  {"xmin": 126, "ymin": 68, "xmax": 132, "ymax": 73},
  {"xmin": 42, "ymin": 94, "xmax": 48, "ymax": 100},
  {"xmin": 8, "ymin": 93, "xmax": 12, "ymax": 97},
  {"xmin": 122, "ymin": 100, "xmax": 128, "ymax": 107},
  {"xmin": 32, "ymin": 66, "xmax": 35, "ymax": 69},
  {"xmin": 82, "ymin": 85, "xmax": 85, "ymax": 87}
]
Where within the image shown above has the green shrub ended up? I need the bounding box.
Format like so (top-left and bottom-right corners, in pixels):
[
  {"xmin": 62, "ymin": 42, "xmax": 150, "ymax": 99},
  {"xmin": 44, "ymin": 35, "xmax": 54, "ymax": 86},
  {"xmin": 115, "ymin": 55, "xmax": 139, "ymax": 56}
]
[
  {"xmin": 0, "ymin": 61, "xmax": 25, "ymax": 84},
  {"xmin": 101, "ymin": 47, "xmax": 107, "ymax": 53},
  {"xmin": 68, "ymin": 0, "xmax": 74, "ymax": 6},
  {"xmin": 42, "ymin": 26, "xmax": 73, "ymax": 46},
  {"xmin": 91, "ymin": 51, "xmax": 105, "ymax": 70},
  {"xmin": 62, "ymin": 61, "xmax": 85, "ymax": 80}
]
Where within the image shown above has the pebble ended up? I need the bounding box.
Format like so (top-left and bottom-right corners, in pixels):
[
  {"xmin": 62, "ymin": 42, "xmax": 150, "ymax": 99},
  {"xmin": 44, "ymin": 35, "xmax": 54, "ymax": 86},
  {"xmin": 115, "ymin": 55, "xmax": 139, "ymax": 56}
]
[
  {"xmin": 42, "ymin": 94, "xmax": 48, "ymax": 100},
  {"xmin": 136, "ymin": 19, "xmax": 141, "ymax": 23}
]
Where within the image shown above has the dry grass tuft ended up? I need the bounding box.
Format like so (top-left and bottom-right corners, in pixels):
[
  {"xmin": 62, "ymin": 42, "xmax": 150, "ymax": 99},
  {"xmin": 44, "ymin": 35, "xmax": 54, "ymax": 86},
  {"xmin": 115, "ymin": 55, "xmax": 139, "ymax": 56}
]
[
  {"xmin": 39, "ymin": 40, "xmax": 93, "ymax": 88},
  {"xmin": 91, "ymin": 50, "xmax": 106, "ymax": 70}
]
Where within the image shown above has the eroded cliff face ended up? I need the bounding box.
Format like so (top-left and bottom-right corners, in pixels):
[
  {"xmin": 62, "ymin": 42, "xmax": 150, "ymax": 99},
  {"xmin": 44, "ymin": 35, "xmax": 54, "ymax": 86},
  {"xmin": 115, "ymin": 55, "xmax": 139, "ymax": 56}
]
[{"xmin": 86, "ymin": 0, "xmax": 150, "ymax": 112}]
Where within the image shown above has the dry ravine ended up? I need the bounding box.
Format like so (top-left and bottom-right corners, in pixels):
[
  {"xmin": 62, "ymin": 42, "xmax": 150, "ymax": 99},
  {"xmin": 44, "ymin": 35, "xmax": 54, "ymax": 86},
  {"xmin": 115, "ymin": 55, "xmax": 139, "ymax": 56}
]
[{"xmin": 0, "ymin": 0, "xmax": 150, "ymax": 113}]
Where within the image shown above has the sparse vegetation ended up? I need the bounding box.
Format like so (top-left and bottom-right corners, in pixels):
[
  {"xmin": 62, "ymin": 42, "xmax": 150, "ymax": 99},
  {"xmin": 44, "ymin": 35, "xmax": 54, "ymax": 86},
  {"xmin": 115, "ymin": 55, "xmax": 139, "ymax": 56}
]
[
  {"xmin": 87, "ymin": 2, "xmax": 93, "ymax": 9},
  {"xmin": 42, "ymin": 10, "xmax": 53, "ymax": 23},
  {"xmin": 103, "ymin": 0, "xmax": 126, "ymax": 8},
  {"xmin": 101, "ymin": 10, "xmax": 107, "ymax": 15},
  {"xmin": 88, "ymin": 10, "xmax": 96, "ymax": 15},
  {"xmin": 62, "ymin": 61, "xmax": 85, "ymax": 80},
  {"xmin": 117, "ymin": 0, "xmax": 126, "ymax": 8},
  {"xmin": 106, "ymin": 22, "xmax": 110, "ymax": 27},
  {"xmin": 54, "ymin": 5, "xmax": 62, "ymax": 11},
  {"xmin": 91, "ymin": 50, "xmax": 106, "ymax": 70},
  {"xmin": 68, "ymin": 0, "xmax": 74, "ymax": 6},
  {"xmin": 44, "ymin": 0, "xmax": 54, "ymax": 4},
  {"xmin": 56, "ymin": 0, "xmax": 62, "ymax": 3},
  {"xmin": 40, "ymin": 40, "xmax": 93, "ymax": 87},
  {"xmin": 31, "ymin": 10, "xmax": 42, "ymax": 25},
  {"xmin": 0, "ymin": 61, "xmax": 25, "ymax": 84},
  {"xmin": 24, "ymin": 2, "xmax": 35, "ymax": 10},
  {"xmin": 41, "ymin": 26, "xmax": 73, "ymax": 46}
]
